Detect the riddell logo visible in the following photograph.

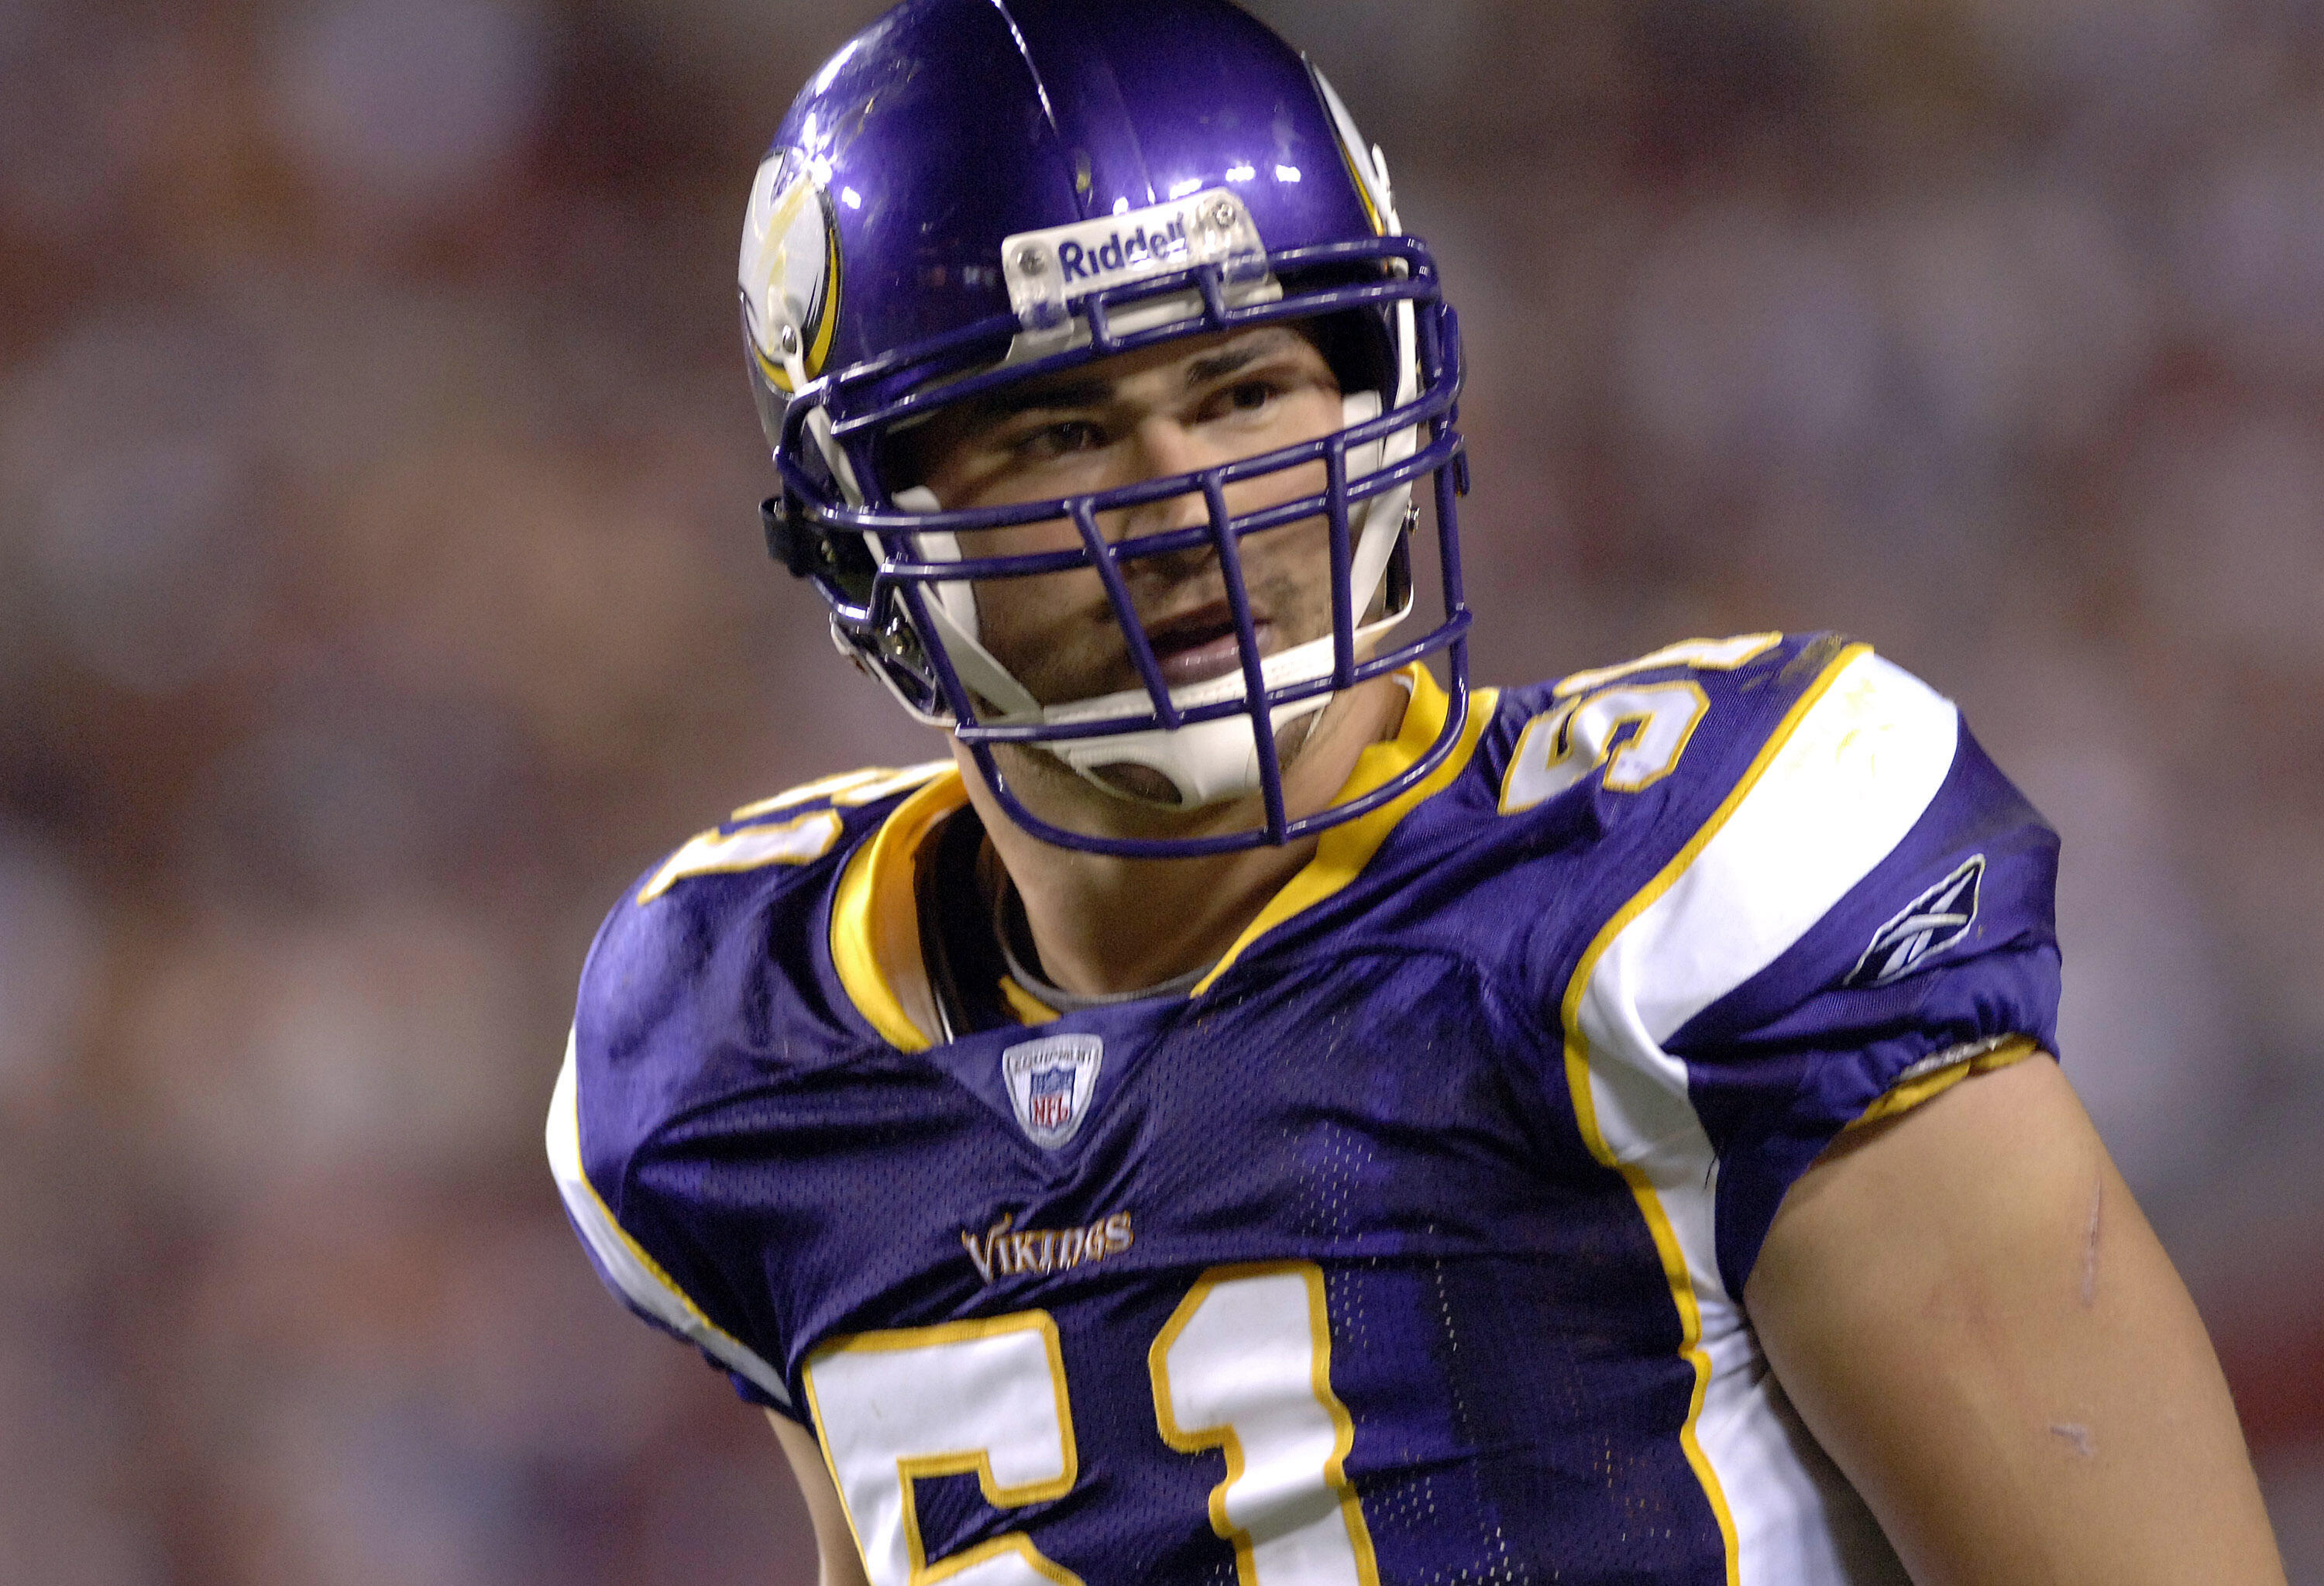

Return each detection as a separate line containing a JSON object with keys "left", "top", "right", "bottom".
{"left": 1000, "top": 189, "right": 1263, "bottom": 332}
{"left": 1057, "top": 217, "right": 1191, "bottom": 283}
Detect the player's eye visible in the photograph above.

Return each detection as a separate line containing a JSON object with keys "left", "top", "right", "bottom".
{"left": 1013, "top": 418, "right": 1109, "bottom": 459}
{"left": 1200, "top": 373, "right": 1298, "bottom": 426}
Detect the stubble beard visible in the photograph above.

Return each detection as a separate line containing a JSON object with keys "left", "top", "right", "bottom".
{"left": 985, "top": 540, "right": 1339, "bottom": 813}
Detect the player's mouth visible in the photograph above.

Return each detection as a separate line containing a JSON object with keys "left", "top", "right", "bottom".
{"left": 1141, "top": 601, "right": 1269, "bottom": 688}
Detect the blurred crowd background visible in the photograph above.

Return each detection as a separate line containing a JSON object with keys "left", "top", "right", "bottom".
{"left": 5, "top": 0, "right": 2324, "bottom": 1578}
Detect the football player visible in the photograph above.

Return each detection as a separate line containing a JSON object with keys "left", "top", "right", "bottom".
{"left": 549, "top": 2, "right": 2288, "bottom": 1581}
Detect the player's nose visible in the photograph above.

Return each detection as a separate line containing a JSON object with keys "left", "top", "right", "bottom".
{"left": 1113, "top": 416, "right": 1212, "bottom": 542}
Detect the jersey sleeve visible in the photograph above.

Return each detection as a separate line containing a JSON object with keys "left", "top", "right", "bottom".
{"left": 1554, "top": 644, "right": 2061, "bottom": 1302}
{"left": 545, "top": 767, "right": 949, "bottom": 1422}
{"left": 546, "top": 855, "right": 810, "bottom": 1419}
{"left": 548, "top": 1028, "right": 799, "bottom": 1415}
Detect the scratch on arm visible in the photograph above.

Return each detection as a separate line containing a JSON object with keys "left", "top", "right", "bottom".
{"left": 2080, "top": 1161, "right": 2103, "bottom": 1308}
{"left": 2049, "top": 1421, "right": 2096, "bottom": 1458}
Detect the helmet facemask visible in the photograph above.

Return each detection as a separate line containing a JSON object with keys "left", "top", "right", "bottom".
{"left": 891, "top": 362, "right": 1423, "bottom": 804}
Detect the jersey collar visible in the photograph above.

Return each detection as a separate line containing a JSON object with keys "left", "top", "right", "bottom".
{"left": 1191, "top": 666, "right": 1497, "bottom": 993}
{"left": 827, "top": 666, "right": 1498, "bottom": 1051}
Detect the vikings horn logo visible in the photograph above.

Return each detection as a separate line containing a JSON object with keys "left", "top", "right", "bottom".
{"left": 1307, "top": 60, "right": 1396, "bottom": 237}
{"left": 739, "top": 150, "right": 842, "bottom": 394}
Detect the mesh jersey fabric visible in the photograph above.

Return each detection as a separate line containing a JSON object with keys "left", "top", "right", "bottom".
{"left": 548, "top": 633, "right": 2060, "bottom": 1585}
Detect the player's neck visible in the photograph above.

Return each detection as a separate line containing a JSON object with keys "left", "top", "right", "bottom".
{"left": 957, "top": 678, "right": 1407, "bottom": 999}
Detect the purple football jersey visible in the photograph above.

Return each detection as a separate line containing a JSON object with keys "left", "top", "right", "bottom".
{"left": 548, "top": 633, "right": 2060, "bottom": 1585}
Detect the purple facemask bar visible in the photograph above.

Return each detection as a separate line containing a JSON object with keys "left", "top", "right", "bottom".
{"left": 778, "top": 235, "right": 1472, "bottom": 858}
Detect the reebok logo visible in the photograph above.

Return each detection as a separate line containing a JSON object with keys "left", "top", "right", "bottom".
{"left": 1844, "top": 855, "right": 1985, "bottom": 989}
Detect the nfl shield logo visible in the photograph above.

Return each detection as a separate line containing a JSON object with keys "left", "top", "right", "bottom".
{"left": 1002, "top": 1034, "right": 1105, "bottom": 1150}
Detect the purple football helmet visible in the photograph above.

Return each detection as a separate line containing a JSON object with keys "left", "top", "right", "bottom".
{"left": 741, "top": 0, "right": 1470, "bottom": 857}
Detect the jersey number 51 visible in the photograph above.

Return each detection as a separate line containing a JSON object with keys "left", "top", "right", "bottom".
{"left": 804, "top": 1261, "right": 1379, "bottom": 1586}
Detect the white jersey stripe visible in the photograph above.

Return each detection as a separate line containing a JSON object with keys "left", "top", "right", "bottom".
{"left": 547, "top": 1030, "right": 793, "bottom": 1407}
{"left": 1590, "top": 650, "right": 1962, "bottom": 1054}
{"left": 1567, "top": 645, "right": 1958, "bottom": 1584}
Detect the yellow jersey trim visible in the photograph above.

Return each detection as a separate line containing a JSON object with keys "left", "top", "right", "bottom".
{"left": 830, "top": 770, "right": 970, "bottom": 1053}
{"left": 1000, "top": 977, "right": 1062, "bottom": 1027}
{"left": 573, "top": 1161, "right": 756, "bottom": 1367}
{"left": 1848, "top": 1034, "right": 2042, "bottom": 1131}
{"left": 827, "top": 666, "right": 1492, "bottom": 1044}
{"left": 1191, "top": 666, "right": 1499, "bottom": 996}
{"left": 1556, "top": 640, "right": 1870, "bottom": 1586}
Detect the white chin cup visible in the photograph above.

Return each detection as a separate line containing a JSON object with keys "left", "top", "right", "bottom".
{"left": 1038, "top": 633, "right": 1344, "bottom": 809}
{"left": 892, "top": 387, "right": 1422, "bottom": 809}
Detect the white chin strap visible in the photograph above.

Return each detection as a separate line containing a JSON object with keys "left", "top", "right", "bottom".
{"left": 897, "top": 389, "right": 1422, "bottom": 810}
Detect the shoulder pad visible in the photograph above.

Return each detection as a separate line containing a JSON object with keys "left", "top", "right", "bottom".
{"left": 634, "top": 761, "right": 954, "bottom": 905}
{"left": 547, "top": 762, "right": 956, "bottom": 1414}
{"left": 579, "top": 759, "right": 954, "bottom": 1070}
{"left": 1487, "top": 632, "right": 1871, "bottom": 823}
{"left": 1566, "top": 637, "right": 1961, "bottom": 1048}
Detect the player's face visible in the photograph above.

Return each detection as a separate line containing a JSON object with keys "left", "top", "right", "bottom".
{"left": 901, "top": 325, "right": 1346, "bottom": 710}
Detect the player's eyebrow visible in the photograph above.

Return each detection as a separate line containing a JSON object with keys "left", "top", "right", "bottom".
{"left": 1179, "top": 330, "right": 1305, "bottom": 389}
{"left": 951, "top": 329, "right": 1311, "bottom": 434}
{"left": 964, "top": 378, "right": 1114, "bottom": 425}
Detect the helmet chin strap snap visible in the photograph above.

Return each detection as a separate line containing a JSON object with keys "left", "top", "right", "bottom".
{"left": 892, "top": 387, "right": 1420, "bottom": 811}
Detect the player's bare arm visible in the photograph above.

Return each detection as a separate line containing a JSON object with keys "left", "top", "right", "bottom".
{"left": 768, "top": 1409, "right": 874, "bottom": 1586}
{"left": 1749, "top": 1054, "right": 2286, "bottom": 1584}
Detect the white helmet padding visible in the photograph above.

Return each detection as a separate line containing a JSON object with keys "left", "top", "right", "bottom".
{"left": 885, "top": 386, "right": 1421, "bottom": 810}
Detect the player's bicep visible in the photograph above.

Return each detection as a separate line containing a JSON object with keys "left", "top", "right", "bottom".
{"left": 1745, "top": 1057, "right": 2285, "bottom": 1585}
{"left": 766, "top": 1409, "right": 872, "bottom": 1586}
